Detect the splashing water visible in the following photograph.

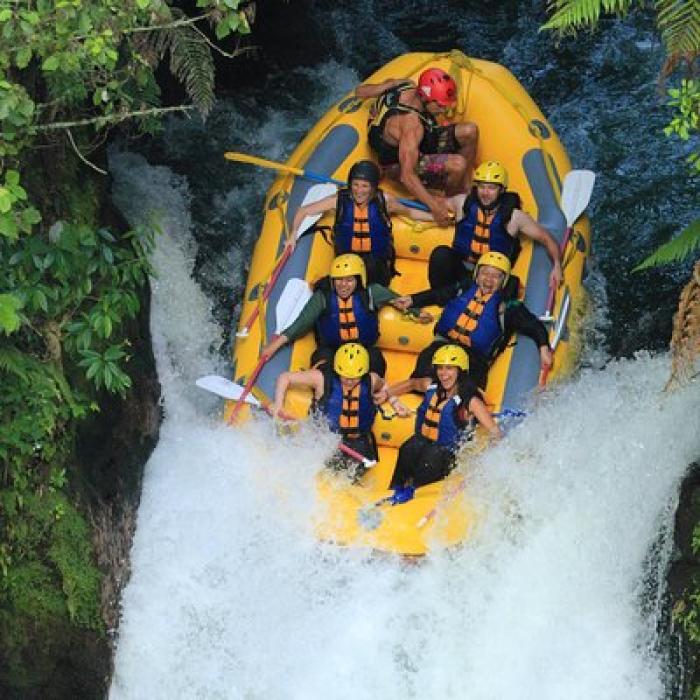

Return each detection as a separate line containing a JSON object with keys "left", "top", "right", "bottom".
{"left": 108, "top": 147, "right": 700, "bottom": 699}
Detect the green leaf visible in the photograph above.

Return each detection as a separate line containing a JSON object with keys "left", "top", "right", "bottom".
{"left": 15, "top": 46, "right": 32, "bottom": 69}
{"left": 0, "top": 9, "right": 12, "bottom": 22}
{"left": 33, "top": 289, "right": 48, "bottom": 313}
{"left": 21, "top": 207, "right": 41, "bottom": 227}
{"left": 104, "top": 345, "right": 126, "bottom": 362}
{"left": 0, "top": 213, "right": 18, "bottom": 239}
{"left": 227, "top": 13, "right": 240, "bottom": 31}
{"left": 136, "top": 0, "right": 150, "bottom": 8}
{"left": 85, "top": 359, "right": 100, "bottom": 380}
{"left": 0, "top": 293, "right": 23, "bottom": 334}
{"left": 42, "top": 55, "right": 59, "bottom": 72}
{"left": 215, "top": 21, "right": 231, "bottom": 40}
{"left": 633, "top": 218, "right": 700, "bottom": 271}
{"left": 97, "top": 228, "right": 116, "bottom": 243}
{"left": 0, "top": 187, "right": 13, "bottom": 213}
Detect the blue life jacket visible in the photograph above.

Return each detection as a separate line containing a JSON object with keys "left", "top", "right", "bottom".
{"left": 434, "top": 284, "right": 503, "bottom": 359}
{"left": 453, "top": 191, "right": 520, "bottom": 264}
{"left": 320, "top": 374, "right": 376, "bottom": 437}
{"left": 315, "top": 280, "right": 379, "bottom": 347}
{"left": 415, "top": 386, "right": 466, "bottom": 449}
{"left": 333, "top": 188, "right": 393, "bottom": 260}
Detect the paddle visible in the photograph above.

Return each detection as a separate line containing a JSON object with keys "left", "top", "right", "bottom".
{"left": 296, "top": 183, "right": 338, "bottom": 237}
{"left": 538, "top": 284, "right": 572, "bottom": 387}
{"left": 228, "top": 278, "right": 312, "bottom": 423}
{"left": 196, "top": 374, "right": 376, "bottom": 467}
{"left": 196, "top": 375, "right": 261, "bottom": 405}
{"left": 273, "top": 277, "right": 312, "bottom": 334}
{"left": 357, "top": 485, "right": 418, "bottom": 530}
{"left": 416, "top": 477, "right": 466, "bottom": 529}
{"left": 237, "top": 183, "right": 337, "bottom": 338}
{"left": 542, "top": 169, "right": 596, "bottom": 320}
{"left": 224, "top": 151, "right": 430, "bottom": 212}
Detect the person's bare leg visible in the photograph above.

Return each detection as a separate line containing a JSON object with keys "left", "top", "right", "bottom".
{"left": 443, "top": 154, "right": 468, "bottom": 196}
{"left": 454, "top": 121, "right": 479, "bottom": 191}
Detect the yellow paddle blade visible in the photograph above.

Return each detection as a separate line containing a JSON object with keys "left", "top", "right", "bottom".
{"left": 223, "top": 152, "right": 305, "bottom": 178}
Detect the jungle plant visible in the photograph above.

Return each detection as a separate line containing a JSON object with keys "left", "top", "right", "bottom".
{"left": 0, "top": 0, "right": 256, "bottom": 690}
{"left": 542, "top": 1, "right": 699, "bottom": 271}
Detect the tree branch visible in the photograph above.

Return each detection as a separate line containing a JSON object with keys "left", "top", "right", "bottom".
{"left": 66, "top": 129, "right": 108, "bottom": 175}
{"left": 125, "top": 13, "right": 211, "bottom": 34}
{"left": 34, "top": 104, "right": 195, "bottom": 131}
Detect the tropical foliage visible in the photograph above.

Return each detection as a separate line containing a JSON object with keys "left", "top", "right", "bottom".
{"left": 542, "top": 0, "right": 699, "bottom": 73}
{"left": 0, "top": 0, "right": 254, "bottom": 691}
{"left": 542, "top": 1, "right": 699, "bottom": 271}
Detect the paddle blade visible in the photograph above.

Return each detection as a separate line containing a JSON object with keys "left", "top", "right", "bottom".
{"left": 275, "top": 278, "right": 312, "bottom": 334}
{"left": 195, "top": 375, "right": 261, "bottom": 405}
{"left": 561, "top": 169, "right": 595, "bottom": 227}
{"left": 297, "top": 183, "right": 337, "bottom": 237}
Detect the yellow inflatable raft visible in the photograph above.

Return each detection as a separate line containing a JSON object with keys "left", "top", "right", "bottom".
{"left": 226, "top": 50, "right": 591, "bottom": 556}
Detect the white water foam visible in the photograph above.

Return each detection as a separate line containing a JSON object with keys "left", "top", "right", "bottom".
{"left": 107, "top": 148, "right": 699, "bottom": 699}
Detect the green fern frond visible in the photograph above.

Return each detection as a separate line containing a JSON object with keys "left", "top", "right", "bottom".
{"left": 138, "top": 9, "right": 215, "bottom": 117}
{"left": 168, "top": 26, "right": 215, "bottom": 117}
{"left": 541, "top": 0, "right": 636, "bottom": 36}
{"left": 656, "top": 0, "right": 700, "bottom": 61}
{"left": 0, "top": 344, "right": 30, "bottom": 382}
{"left": 45, "top": 361, "right": 81, "bottom": 416}
{"left": 634, "top": 217, "right": 700, "bottom": 270}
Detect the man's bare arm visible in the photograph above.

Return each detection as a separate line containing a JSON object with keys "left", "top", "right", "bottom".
{"left": 397, "top": 117, "right": 452, "bottom": 226}
{"left": 512, "top": 209, "right": 563, "bottom": 287}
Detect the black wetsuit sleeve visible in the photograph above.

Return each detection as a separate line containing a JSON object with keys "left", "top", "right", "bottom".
{"left": 410, "top": 282, "right": 462, "bottom": 309}
{"left": 504, "top": 301, "right": 550, "bottom": 347}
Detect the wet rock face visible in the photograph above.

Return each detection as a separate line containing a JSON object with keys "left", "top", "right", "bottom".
{"left": 75, "top": 281, "right": 162, "bottom": 506}
{"left": 668, "top": 462, "right": 700, "bottom": 696}
{"left": 1, "top": 622, "right": 111, "bottom": 700}
{"left": 72, "top": 248, "right": 162, "bottom": 695}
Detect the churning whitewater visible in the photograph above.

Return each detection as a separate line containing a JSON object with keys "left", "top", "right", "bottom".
{"left": 106, "top": 151, "right": 700, "bottom": 699}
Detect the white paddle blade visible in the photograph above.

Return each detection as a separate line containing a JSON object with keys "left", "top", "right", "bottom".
{"left": 195, "top": 375, "right": 261, "bottom": 405}
{"left": 550, "top": 287, "right": 571, "bottom": 350}
{"left": 561, "top": 170, "right": 596, "bottom": 227}
{"left": 275, "top": 278, "right": 312, "bottom": 334}
{"left": 297, "top": 183, "right": 337, "bottom": 238}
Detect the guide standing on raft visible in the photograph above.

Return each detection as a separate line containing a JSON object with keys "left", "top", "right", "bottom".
{"left": 355, "top": 67, "right": 478, "bottom": 227}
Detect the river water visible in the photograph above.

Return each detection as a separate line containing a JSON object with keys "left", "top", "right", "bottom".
{"left": 108, "top": 3, "right": 699, "bottom": 698}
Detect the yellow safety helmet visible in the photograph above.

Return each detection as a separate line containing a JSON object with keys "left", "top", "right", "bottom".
{"left": 334, "top": 343, "right": 370, "bottom": 379}
{"left": 330, "top": 253, "right": 367, "bottom": 287}
{"left": 475, "top": 251, "right": 511, "bottom": 288}
{"left": 432, "top": 344, "right": 469, "bottom": 371}
{"left": 474, "top": 160, "right": 508, "bottom": 189}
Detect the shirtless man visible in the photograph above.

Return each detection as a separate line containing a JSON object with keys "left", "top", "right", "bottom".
{"left": 355, "top": 67, "right": 478, "bottom": 227}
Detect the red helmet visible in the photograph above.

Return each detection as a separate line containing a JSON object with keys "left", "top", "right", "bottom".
{"left": 417, "top": 68, "right": 457, "bottom": 107}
